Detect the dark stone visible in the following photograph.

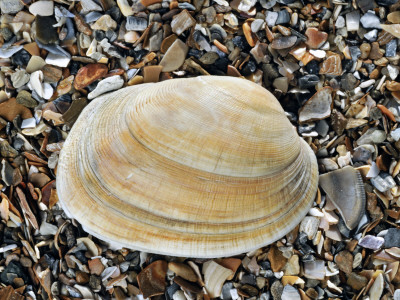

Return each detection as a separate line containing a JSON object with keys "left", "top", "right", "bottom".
{"left": 276, "top": 0, "right": 296, "bottom": 3}
{"left": 357, "top": 0, "right": 375, "bottom": 13}
{"left": 262, "top": 63, "right": 279, "bottom": 81}
{"left": 106, "top": 6, "right": 122, "bottom": 22}
{"left": 331, "top": 110, "right": 347, "bottom": 135}
{"left": 36, "top": 16, "right": 58, "bottom": 44}
{"left": 233, "top": 35, "right": 250, "bottom": 51}
{"left": 241, "top": 285, "right": 259, "bottom": 297}
{"left": 305, "top": 60, "right": 319, "bottom": 74}
{"left": 89, "top": 275, "right": 101, "bottom": 290}
{"left": 0, "top": 261, "right": 28, "bottom": 285}
{"left": 48, "top": 129, "right": 63, "bottom": 144}
{"left": 386, "top": 39, "right": 397, "bottom": 57}
{"left": 298, "top": 74, "right": 319, "bottom": 88}
{"left": 133, "top": 49, "right": 148, "bottom": 63}
{"left": 94, "top": 30, "right": 106, "bottom": 41}
{"left": 241, "top": 274, "right": 257, "bottom": 286}
{"left": 276, "top": 9, "right": 290, "bottom": 24}
{"left": 0, "top": 27, "right": 13, "bottom": 41}
{"left": 75, "top": 251, "right": 88, "bottom": 264}
{"left": 384, "top": 228, "right": 400, "bottom": 248}
{"left": 349, "top": 46, "right": 361, "bottom": 61}
{"left": 352, "top": 147, "right": 371, "bottom": 163}
{"left": 241, "top": 59, "right": 257, "bottom": 76}
{"left": 166, "top": 283, "right": 180, "bottom": 300}
{"left": 376, "top": 0, "right": 397, "bottom": 5}
{"left": 11, "top": 50, "right": 31, "bottom": 67}
{"left": 337, "top": 217, "right": 356, "bottom": 238}
{"left": 259, "top": 260, "right": 271, "bottom": 270}
{"left": 221, "top": 282, "right": 233, "bottom": 300}
{"left": 341, "top": 73, "right": 358, "bottom": 91}
{"left": 69, "top": 61, "right": 80, "bottom": 75}
{"left": 105, "top": 29, "right": 117, "bottom": 42}
{"left": 296, "top": 232, "right": 314, "bottom": 255}
{"left": 187, "top": 48, "right": 203, "bottom": 59}
{"left": 342, "top": 59, "right": 353, "bottom": 73}
{"left": 53, "top": 94, "right": 72, "bottom": 114}
{"left": 369, "top": 106, "right": 383, "bottom": 120}
{"left": 214, "top": 57, "right": 229, "bottom": 72}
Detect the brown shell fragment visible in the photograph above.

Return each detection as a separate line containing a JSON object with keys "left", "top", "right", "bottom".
{"left": 57, "top": 76, "right": 319, "bottom": 257}
{"left": 0, "top": 97, "right": 33, "bottom": 121}
{"left": 137, "top": 260, "right": 168, "bottom": 298}
{"left": 299, "top": 87, "right": 333, "bottom": 123}
{"left": 319, "top": 53, "right": 342, "bottom": 76}
{"left": 305, "top": 28, "right": 328, "bottom": 49}
{"left": 319, "top": 166, "right": 366, "bottom": 230}
{"left": 73, "top": 64, "right": 108, "bottom": 90}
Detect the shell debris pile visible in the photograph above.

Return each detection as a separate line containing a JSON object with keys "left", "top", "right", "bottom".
{"left": 0, "top": 0, "right": 399, "bottom": 299}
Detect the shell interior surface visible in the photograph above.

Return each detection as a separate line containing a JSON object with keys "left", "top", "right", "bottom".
{"left": 57, "top": 76, "right": 319, "bottom": 258}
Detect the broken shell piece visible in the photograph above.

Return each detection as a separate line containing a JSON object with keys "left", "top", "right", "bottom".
{"left": 299, "top": 87, "right": 333, "bottom": 123}
{"left": 319, "top": 166, "right": 366, "bottom": 230}
{"left": 57, "top": 76, "right": 319, "bottom": 258}
{"left": 159, "top": 39, "right": 188, "bottom": 72}
{"left": 203, "top": 261, "right": 233, "bottom": 298}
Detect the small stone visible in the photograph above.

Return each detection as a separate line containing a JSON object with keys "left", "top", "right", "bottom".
{"left": 386, "top": 39, "right": 397, "bottom": 57}
{"left": 45, "top": 53, "right": 71, "bottom": 68}
{"left": 357, "top": 127, "right": 386, "bottom": 145}
{"left": 360, "top": 12, "right": 381, "bottom": 29}
{"left": 76, "top": 271, "right": 90, "bottom": 284}
{"left": 346, "top": 11, "right": 360, "bottom": 32}
{"left": 66, "top": 285, "right": 82, "bottom": 298}
{"left": 341, "top": 73, "right": 357, "bottom": 91}
{"left": 305, "top": 28, "right": 328, "bottom": 49}
{"left": 29, "top": 1, "right": 54, "bottom": 16}
{"left": 36, "top": 16, "right": 58, "bottom": 44}
{"left": 381, "top": 24, "right": 400, "bottom": 39}
{"left": 88, "top": 75, "right": 124, "bottom": 99}
{"left": 200, "top": 52, "right": 219, "bottom": 65}
{"left": 0, "top": 98, "right": 33, "bottom": 121}
{"left": 299, "top": 87, "right": 332, "bottom": 123}
{"left": 138, "top": 260, "right": 168, "bottom": 299}
{"left": 281, "top": 285, "right": 300, "bottom": 300}
{"left": 384, "top": 228, "right": 400, "bottom": 248}
{"left": 74, "top": 13, "right": 92, "bottom": 36}
{"left": 143, "top": 65, "right": 163, "bottom": 83}
{"left": 273, "top": 77, "right": 289, "bottom": 93}
{"left": 42, "top": 64, "right": 62, "bottom": 83}
{"left": 276, "top": 9, "right": 290, "bottom": 25}
{"left": 335, "top": 16, "right": 345, "bottom": 28}
{"left": 11, "top": 69, "right": 30, "bottom": 89}
{"left": 370, "top": 173, "right": 396, "bottom": 192}
{"left": 335, "top": 251, "right": 353, "bottom": 274}
{"left": 303, "top": 260, "right": 325, "bottom": 280}
{"left": 74, "top": 64, "right": 108, "bottom": 90}
{"left": 0, "top": 0, "right": 23, "bottom": 14}
{"left": 26, "top": 56, "right": 46, "bottom": 73}
{"left": 319, "top": 53, "right": 342, "bottom": 76}
{"left": 358, "top": 235, "right": 384, "bottom": 250}
{"left": 365, "top": 29, "right": 378, "bottom": 41}
{"left": 124, "top": 31, "right": 140, "bottom": 43}
{"left": 271, "top": 36, "right": 297, "bottom": 49}
{"left": 117, "top": 0, "right": 134, "bottom": 16}
{"left": 265, "top": 11, "right": 278, "bottom": 27}
{"left": 369, "top": 273, "right": 383, "bottom": 300}
{"left": 80, "top": 0, "right": 102, "bottom": 14}
{"left": 91, "top": 15, "right": 117, "bottom": 31}
{"left": 0, "top": 140, "right": 18, "bottom": 158}
{"left": 298, "top": 75, "right": 319, "bottom": 88}
{"left": 267, "top": 245, "right": 288, "bottom": 272}
{"left": 89, "top": 258, "right": 104, "bottom": 276}
{"left": 171, "top": 10, "right": 196, "bottom": 35}
{"left": 376, "top": 0, "right": 397, "bottom": 5}
{"left": 347, "top": 273, "right": 368, "bottom": 291}
{"left": 360, "top": 43, "right": 371, "bottom": 59}
{"left": 160, "top": 39, "right": 188, "bottom": 72}
{"left": 369, "top": 42, "right": 383, "bottom": 60}
{"left": 16, "top": 90, "right": 37, "bottom": 108}
{"left": 388, "top": 11, "right": 400, "bottom": 24}
{"left": 126, "top": 16, "right": 148, "bottom": 31}
{"left": 300, "top": 217, "right": 320, "bottom": 240}
{"left": 284, "top": 255, "right": 300, "bottom": 276}
{"left": 270, "top": 280, "right": 283, "bottom": 300}
{"left": 251, "top": 19, "right": 264, "bottom": 33}
{"left": 57, "top": 75, "right": 74, "bottom": 96}
{"left": 168, "top": 262, "right": 197, "bottom": 282}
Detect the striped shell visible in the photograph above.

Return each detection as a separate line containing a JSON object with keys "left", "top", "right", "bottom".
{"left": 57, "top": 76, "right": 318, "bottom": 258}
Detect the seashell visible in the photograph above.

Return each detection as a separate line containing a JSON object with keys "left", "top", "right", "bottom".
{"left": 57, "top": 76, "right": 319, "bottom": 258}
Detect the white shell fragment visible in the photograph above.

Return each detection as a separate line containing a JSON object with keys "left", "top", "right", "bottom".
{"left": 57, "top": 76, "right": 319, "bottom": 257}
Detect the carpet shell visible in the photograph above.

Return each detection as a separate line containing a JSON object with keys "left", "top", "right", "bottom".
{"left": 57, "top": 76, "right": 318, "bottom": 257}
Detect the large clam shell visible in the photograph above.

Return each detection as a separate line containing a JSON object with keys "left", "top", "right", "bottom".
{"left": 57, "top": 76, "right": 318, "bottom": 257}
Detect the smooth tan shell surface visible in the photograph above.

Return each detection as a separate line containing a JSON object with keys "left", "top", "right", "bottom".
{"left": 57, "top": 76, "right": 318, "bottom": 258}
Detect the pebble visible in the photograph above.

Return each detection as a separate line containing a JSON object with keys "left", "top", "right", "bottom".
{"left": 74, "top": 64, "right": 108, "bottom": 90}
{"left": 0, "top": 140, "right": 18, "bottom": 158}
{"left": 91, "top": 15, "right": 117, "bottom": 31}
{"left": 303, "top": 260, "right": 325, "bottom": 280}
{"left": 251, "top": 19, "right": 264, "bottom": 33}
{"left": 360, "top": 12, "right": 381, "bottom": 29}
{"left": 334, "top": 251, "right": 353, "bottom": 274}
{"left": 159, "top": 39, "right": 188, "bottom": 72}
{"left": 284, "top": 255, "right": 300, "bottom": 276}
{"left": 80, "top": 0, "right": 102, "bottom": 14}
{"left": 87, "top": 75, "right": 124, "bottom": 99}
{"left": 347, "top": 273, "right": 368, "bottom": 291}
{"left": 45, "top": 53, "right": 71, "bottom": 68}
{"left": 319, "top": 53, "right": 342, "bottom": 76}
{"left": 335, "top": 16, "right": 345, "bottom": 28}
{"left": 383, "top": 228, "right": 400, "bottom": 248}
{"left": 305, "top": 28, "right": 328, "bottom": 49}
{"left": 267, "top": 245, "right": 288, "bottom": 272}
{"left": 271, "top": 36, "right": 297, "bottom": 49}
{"left": 299, "top": 87, "right": 332, "bottom": 123}
{"left": 0, "top": 98, "right": 33, "bottom": 121}
{"left": 364, "top": 29, "right": 378, "bottom": 41}
{"left": 26, "top": 56, "right": 46, "bottom": 73}
{"left": 137, "top": 261, "right": 168, "bottom": 298}
{"left": 0, "top": 0, "right": 23, "bottom": 14}
{"left": 281, "top": 285, "right": 300, "bottom": 300}
{"left": 273, "top": 77, "right": 289, "bottom": 93}
{"left": 16, "top": 90, "right": 37, "bottom": 108}
{"left": 126, "top": 16, "right": 148, "bottom": 31}
{"left": 168, "top": 262, "right": 197, "bottom": 282}
{"left": 388, "top": 11, "right": 400, "bottom": 24}
{"left": 36, "top": 16, "right": 58, "bottom": 44}
{"left": 358, "top": 235, "right": 384, "bottom": 250}
{"left": 265, "top": 11, "right": 278, "bottom": 27}
{"left": 357, "top": 128, "right": 386, "bottom": 145}
{"left": 341, "top": 73, "right": 357, "bottom": 91}
{"left": 299, "top": 217, "right": 320, "bottom": 240}
{"left": 386, "top": 39, "right": 397, "bottom": 57}
{"left": 11, "top": 69, "right": 30, "bottom": 89}
{"left": 270, "top": 281, "right": 283, "bottom": 300}
{"left": 29, "top": 1, "right": 54, "bottom": 16}
{"left": 171, "top": 10, "right": 196, "bottom": 35}
{"left": 117, "top": 0, "right": 134, "bottom": 16}
{"left": 371, "top": 173, "right": 396, "bottom": 192}
{"left": 276, "top": 9, "right": 290, "bottom": 25}
{"left": 346, "top": 11, "right": 360, "bottom": 32}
